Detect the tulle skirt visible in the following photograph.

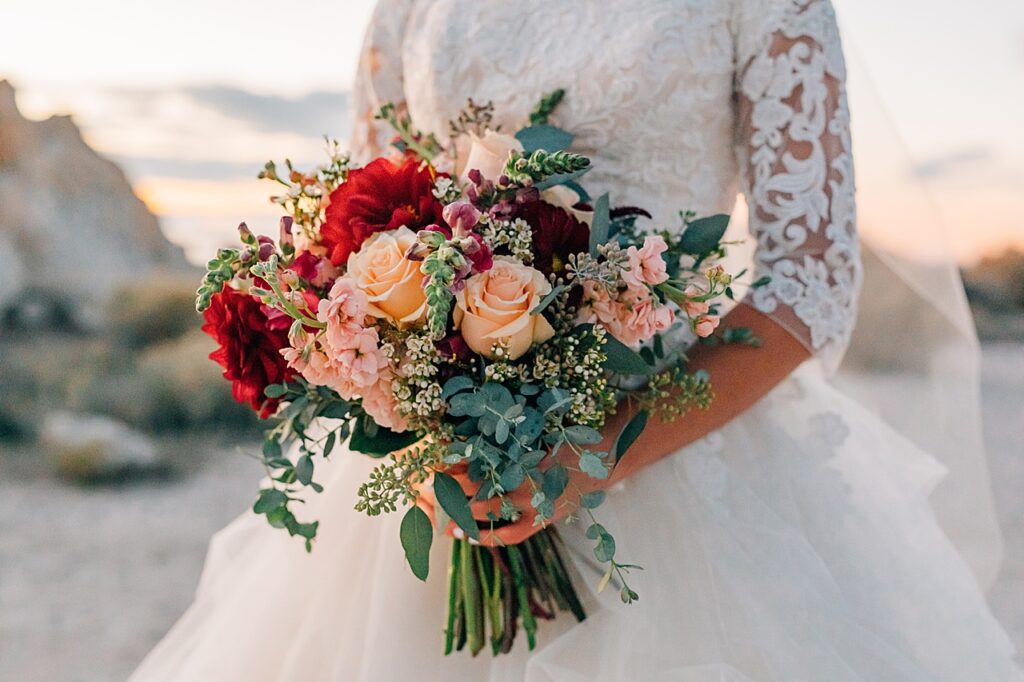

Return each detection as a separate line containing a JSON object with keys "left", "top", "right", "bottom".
{"left": 130, "top": 362, "right": 1022, "bottom": 681}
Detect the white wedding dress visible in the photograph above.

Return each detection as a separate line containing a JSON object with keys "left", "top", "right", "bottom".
{"left": 131, "top": 0, "right": 1022, "bottom": 680}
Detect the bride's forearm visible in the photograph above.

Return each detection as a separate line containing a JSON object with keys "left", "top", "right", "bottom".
{"left": 608, "top": 303, "right": 811, "bottom": 483}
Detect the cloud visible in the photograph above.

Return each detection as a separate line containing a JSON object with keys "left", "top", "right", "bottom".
{"left": 111, "top": 154, "right": 260, "bottom": 182}
{"left": 911, "top": 147, "right": 993, "bottom": 179}
{"left": 181, "top": 86, "right": 350, "bottom": 138}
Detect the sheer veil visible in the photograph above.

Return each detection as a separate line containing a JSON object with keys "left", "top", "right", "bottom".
{"left": 828, "top": 2, "right": 1002, "bottom": 589}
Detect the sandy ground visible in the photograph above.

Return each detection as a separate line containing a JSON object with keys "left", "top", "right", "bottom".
{"left": 1, "top": 344, "right": 1022, "bottom": 682}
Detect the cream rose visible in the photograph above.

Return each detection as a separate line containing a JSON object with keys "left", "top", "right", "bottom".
{"left": 453, "top": 256, "right": 556, "bottom": 360}
{"left": 346, "top": 226, "right": 427, "bottom": 326}
{"left": 541, "top": 184, "right": 594, "bottom": 226}
{"left": 458, "top": 130, "right": 523, "bottom": 184}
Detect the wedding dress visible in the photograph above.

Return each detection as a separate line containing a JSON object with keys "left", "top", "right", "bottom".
{"left": 130, "top": 0, "right": 1022, "bottom": 679}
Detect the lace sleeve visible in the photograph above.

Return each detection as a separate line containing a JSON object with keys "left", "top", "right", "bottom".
{"left": 348, "top": 0, "right": 413, "bottom": 163}
{"left": 734, "top": 0, "right": 861, "bottom": 371}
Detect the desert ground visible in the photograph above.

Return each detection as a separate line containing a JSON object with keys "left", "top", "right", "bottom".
{"left": 1, "top": 343, "right": 1021, "bottom": 682}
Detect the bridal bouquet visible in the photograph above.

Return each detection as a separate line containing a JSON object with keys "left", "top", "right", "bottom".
{"left": 197, "top": 91, "right": 756, "bottom": 656}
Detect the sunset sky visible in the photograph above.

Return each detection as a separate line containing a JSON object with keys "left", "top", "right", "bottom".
{"left": 1, "top": 0, "right": 1021, "bottom": 264}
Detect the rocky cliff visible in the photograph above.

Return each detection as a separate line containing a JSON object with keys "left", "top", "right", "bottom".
{"left": 0, "top": 80, "right": 192, "bottom": 329}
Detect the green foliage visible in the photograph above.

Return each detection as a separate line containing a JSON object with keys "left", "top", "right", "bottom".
{"left": 679, "top": 214, "right": 730, "bottom": 256}
{"left": 400, "top": 505, "right": 433, "bottom": 581}
{"left": 349, "top": 413, "right": 420, "bottom": 457}
{"left": 528, "top": 89, "right": 566, "bottom": 126}
{"left": 515, "top": 125, "right": 573, "bottom": 154}
{"left": 502, "top": 150, "right": 591, "bottom": 187}
{"left": 613, "top": 410, "right": 648, "bottom": 464}
{"left": 434, "top": 471, "right": 480, "bottom": 541}
{"left": 195, "top": 248, "right": 242, "bottom": 312}
{"left": 588, "top": 193, "right": 610, "bottom": 257}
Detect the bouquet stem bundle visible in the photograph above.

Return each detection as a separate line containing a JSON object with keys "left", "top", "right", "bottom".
{"left": 445, "top": 528, "right": 585, "bottom": 656}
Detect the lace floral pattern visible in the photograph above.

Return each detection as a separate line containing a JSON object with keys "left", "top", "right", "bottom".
{"left": 349, "top": 0, "right": 861, "bottom": 368}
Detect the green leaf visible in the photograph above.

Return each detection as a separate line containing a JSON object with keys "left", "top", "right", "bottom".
{"left": 580, "top": 490, "right": 606, "bottom": 509}
{"left": 542, "top": 464, "right": 569, "bottom": 500}
{"left": 579, "top": 452, "right": 609, "bottom": 479}
{"left": 262, "top": 438, "right": 282, "bottom": 460}
{"left": 400, "top": 505, "right": 433, "bottom": 581}
{"left": 433, "top": 471, "right": 480, "bottom": 540}
{"left": 253, "top": 488, "right": 287, "bottom": 514}
{"left": 585, "top": 522, "right": 606, "bottom": 539}
{"left": 564, "top": 424, "right": 603, "bottom": 445}
{"left": 349, "top": 417, "right": 419, "bottom": 457}
{"left": 449, "top": 392, "right": 485, "bottom": 418}
{"left": 318, "top": 401, "right": 350, "bottom": 419}
{"left": 295, "top": 454, "right": 314, "bottom": 485}
{"left": 499, "top": 463, "right": 526, "bottom": 492}
{"left": 588, "top": 193, "right": 610, "bottom": 256}
{"left": 322, "top": 431, "right": 337, "bottom": 458}
{"left": 532, "top": 167, "right": 591, "bottom": 192}
{"left": 515, "top": 124, "right": 574, "bottom": 154}
{"left": 594, "top": 532, "right": 616, "bottom": 562}
{"left": 441, "top": 376, "right": 477, "bottom": 400}
{"left": 531, "top": 284, "right": 569, "bottom": 315}
{"left": 679, "top": 214, "right": 729, "bottom": 256}
{"left": 264, "top": 383, "right": 288, "bottom": 398}
{"left": 602, "top": 334, "right": 651, "bottom": 375}
{"left": 614, "top": 410, "right": 648, "bottom": 464}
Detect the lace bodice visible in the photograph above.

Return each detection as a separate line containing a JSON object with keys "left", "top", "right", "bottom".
{"left": 349, "top": 0, "right": 861, "bottom": 367}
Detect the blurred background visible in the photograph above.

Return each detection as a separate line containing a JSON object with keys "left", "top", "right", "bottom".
{"left": 0, "top": 1, "right": 1021, "bottom": 680}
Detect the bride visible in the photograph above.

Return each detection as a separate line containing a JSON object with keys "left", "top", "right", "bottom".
{"left": 132, "top": 0, "right": 1022, "bottom": 679}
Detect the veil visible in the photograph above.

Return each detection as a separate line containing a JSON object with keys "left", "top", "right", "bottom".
{"left": 721, "top": 1, "right": 1003, "bottom": 590}
{"left": 829, "top": 3, "right": 1003, "bottom": 590}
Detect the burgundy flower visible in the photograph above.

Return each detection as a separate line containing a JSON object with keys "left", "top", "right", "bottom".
{"left": 202, "top": 287, "right": 295, "bottom": 418}
{"left": 320, "top": 158, "right": 444, "bottom": 266}
{"left": 516, "top": 200, "right": 590, "bottom": 275}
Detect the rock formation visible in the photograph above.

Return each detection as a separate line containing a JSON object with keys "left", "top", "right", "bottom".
{"left": 0, "top": 80, "right": 192, "bottom": 329}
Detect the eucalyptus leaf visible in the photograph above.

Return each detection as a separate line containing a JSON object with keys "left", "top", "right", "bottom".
{"left": 614, "top": 410, "right": 649, "bottom": 464}
{"left": 400, "top": 505, "right": 432, "bottom": 581}
{"left": 564, "top": 424, "right": 603, "bottom": 445}
{"left": 515, "top": 124, "right": 574, "bottom": 154}
{"left": 253, "top": 488, "right": 287, "bottom": 514}
{"left": 264, "top": 383, "right": 288, "bottom": 398}
{"left": 679, "top": 214, "right": 729, "bottom": 255}
{"left": 317, "top": 401, "right": 350, "bottom": 419}
{"left": 441, "top": 375, "right": 476, "bottom": 400}
{"left": 579, "top": 452, "right": 609, "bottom": 479}
{"left": 295, "top": 454, "right": 314, "bottom": 485}
{"left": 542, "top": 465, "right": 569, "bottom": 500}
{"left": 499, "top": 463, "right": 526, "bottom": 492}
{"left": 594, "top": 532, "right": 616, "bottom": 562}
{"left": 580, "top": 490, "right": 607, "bottom": 509}
{"left": 433, "top": 471, "right": 480, "bottom": 540}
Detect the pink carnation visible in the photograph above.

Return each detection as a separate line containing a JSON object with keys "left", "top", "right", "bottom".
{"left": 622, "top": 235, "right": 669, "bottom": 288}
{"left": 580, "top": 281, "right": 674, "bottom": 348}
{"left": 360, "top": 371, "right": 410, "bottom": 433}
{"left": 323, "top": 326, "right": 386, "bottom": 395}
{"left": 681, "top": 284, "right": 710, "bottom": 318}
{"left": 318, "top": 277, "right": 370, "bottom": 350}
{"left": 694, "top": 315, "right": 720, "bottom": 338}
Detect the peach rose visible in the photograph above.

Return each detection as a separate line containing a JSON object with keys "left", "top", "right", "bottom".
{"left": 453, "top": 256, "right": 556, "bottom": 360}
{"left": 681, "top": 284, "right": 710, "bottom": 318}
{"left": 346, "top": 227, "right": 427, "bottom": 326}
{"left": 458, "top": 130, "right": 523, "bottom": 184}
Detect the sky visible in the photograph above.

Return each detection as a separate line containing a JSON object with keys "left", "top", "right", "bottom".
{"left": 1, "top": 0, "right": 1021, "bottom": 265}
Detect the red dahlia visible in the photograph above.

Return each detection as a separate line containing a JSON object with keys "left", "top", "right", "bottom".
{"left": 320, "top": 157, "right": 444, "bottom": 266}
{"left": 202, "top": 287, "right": 294, "bottom": 418}
{"left": 516, "top": 200, "right": 590, "bottom": 275}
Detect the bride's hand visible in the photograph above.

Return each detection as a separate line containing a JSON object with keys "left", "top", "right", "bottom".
{"left": 415, "top": 412, "right": 628, "bottom": 547}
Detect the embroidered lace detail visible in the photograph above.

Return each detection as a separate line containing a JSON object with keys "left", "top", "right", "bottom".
{"left": 349, "top": 0, "right": 861, "bottom": 369}
{"left": 736, "top": 0, "right": 861, "bottom": 367}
